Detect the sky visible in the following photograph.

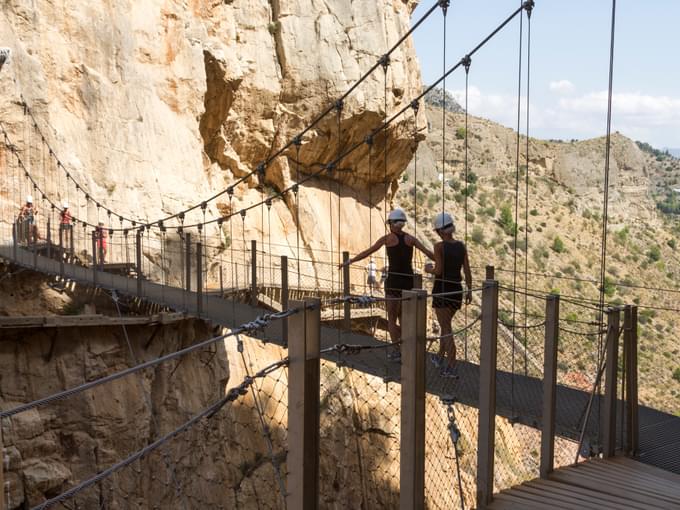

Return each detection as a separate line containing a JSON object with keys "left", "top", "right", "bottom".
{"left": 410, "top": 0, "right": 680, "bottom": 149}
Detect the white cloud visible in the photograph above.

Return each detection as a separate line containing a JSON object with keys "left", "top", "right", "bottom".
{"left": 448, "top": 85, "right": 680, "bottom": 147}
{"left": 549, "top": 79, "right": 575, "bottom": 94}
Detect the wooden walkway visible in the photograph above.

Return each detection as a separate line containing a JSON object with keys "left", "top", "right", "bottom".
{"left": 2, "top": 244, "right": 680, "bottom": 476}
{"left": 487, "top": 456, "right": 680, "bottom": 509}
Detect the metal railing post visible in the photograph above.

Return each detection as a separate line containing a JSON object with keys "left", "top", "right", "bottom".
{"left": 485, "top": 265, "right": 495, "bottom": 280}
{"left": 412, "top": 273, "right": 423, "bottom": 290}
{"left": 91, "top": 230, "right": 98, "bottom": 286}
{"left": 602, "top": 307, "right": 621, "bottom": 458}
{"left": 185, "top": 233, "right": 192, "bottom": 292}
{"left": 0, "top": 425, "right": 4, "bottom": 510}
{"left": 196, "top": 241, "right": 203, "bottom": 317}
{"left": 540, "top": 294, "right": 560, "bottom": 478}
{"left": 476, "top": 279, "right": 499, "bottom": 509}
{"left": 135, "top": 230, "right": 143, "bottom": 297}
{"left": 281, "top": 255, "right": 289, "bottom": 346}
{"left": 12, "top": 222, "right": 17, "bottom": 260}
{"left": 624, "top": 305, "right": 639, "bottom": 456}
{"left": 400, "top": 289, "right": 427, "bottom": 510}
{"left": 58, "top": 225, "right": 64, "bottom": 279}
{"left": 46, "top": 217, "right": 52, "bottom": 258}
{"left": 342, "top": 251, "right": 351, "bottom": 330}
{"left": 287, "top": 298, "right": 320, "bottom": 510}
{"left": 251, "top": 240, "right": 257, "bottom": 305}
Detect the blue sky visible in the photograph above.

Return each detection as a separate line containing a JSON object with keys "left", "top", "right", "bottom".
{"left": 410, "top": 0, "right": 680, "bottom": 149}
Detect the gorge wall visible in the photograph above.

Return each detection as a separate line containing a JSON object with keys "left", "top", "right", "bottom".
{"left": 0, "top": 0, "right": 425, "bottom": 266}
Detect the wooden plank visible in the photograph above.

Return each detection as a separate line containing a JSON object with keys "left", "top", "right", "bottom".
{"left": 490, "top": 492, "right": 552, "bottom": 510}
{"left": 540, "top": 294, "right": 559, "bottom": 478}
{"left": 400, "top": 289, "right": 427, "bottom": 510}
{"left": 551, "top": 468, "right": 675, "bottom": 507}
{"left": 611, "top": 456, "right": 680, "bottom": 483}
{"left": 508, "top": 486, "right": 574, "bottom": 509}
{"left": 476, "top": 279, "right": 499, "bottom": 509}
{"left": 525, "top": 479, "right": 641, "bottom": 510}
{"left": 592, "top": 459, "right": 680, "bottom": 492}
{"left": 575, "top": 462, "right": 680, "bottom": 497}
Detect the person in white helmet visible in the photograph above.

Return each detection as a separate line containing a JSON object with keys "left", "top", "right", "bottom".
{"left": 17, "top": 195, "right": 41, "bottom": 243}
{"left": 60, "top": 202, "right": 72, "bottom": 229}
{"left": 365, "top": 257, "right": 379, "bottom": 292}
{"left": 424, "top": 212, "right": 472, "bottom": 377}
{"left": 341, "top": 208, "right": 434, "bottom": 360}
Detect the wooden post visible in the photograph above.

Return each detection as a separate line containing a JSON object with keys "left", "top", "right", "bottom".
{"left": 287, "top": 298, "right": 320, "bottom": 510}
{"left": 91, "top": 230, "right": 98, "bottom": 286}
{"left": 12, "top": 222, "right": 17, "bottom": 260}
{"left": 281, "top": 255, "right": 289, "bottom": 346}
{"left": 135, "top": 230, "right": 143, "bottom": 297}
{"left": 485, "top": 265, "right": 495, "bottom": 280}
{"left": 0, "top": 425, "right": 4, "bottom": 510}
{"left": 476, "top": 279, "right": 499, "bottom": 509}
{"left": 69, "top": 225, "right": 74, "bottom": 257}
{"left": 58, "top": 225, "right": 64, "bottom": 278}
{"left": 219, "top": 264, "right": 224, "bottom": 296}
{"left": 342, "top": 251, "right": 351, "bottom": 330}
{"left": 251, "top": 240, "right": 257, "bottom": 305}
{"left": 400, "top": 289, "right": 427, "bottom": 510}
{"left": 624, "top": 305, "right": 639, "bottom": 456}
{"left": 412, "top": 273, "right": 423, "bottom": 290}
{"left": 196, "top": 241, "right": 203, "bottom": 317}
{"left": 540, "top": 294, "right": 560, "bottom": 479}
{"left": 46, "top": 218, "right": 52, "bottom": 258}
{"left": 185, "top": 233, "right": 192, "bottom": 292}
{"left": 602, "top": 307, "right": 621, "bottom": 458}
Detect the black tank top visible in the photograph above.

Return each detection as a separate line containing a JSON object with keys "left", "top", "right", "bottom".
{"left": 387, "top": 232, "right": 413, "bottom": 276}
{"left": 439, "top": 240, "right": 466, "bottom": 283}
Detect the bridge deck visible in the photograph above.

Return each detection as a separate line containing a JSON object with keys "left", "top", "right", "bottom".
{"left": 487, "top": 456, "right": 680, "bottom": 509}
{"left": 1, "top": 244, "right": 679, "bottom": 474}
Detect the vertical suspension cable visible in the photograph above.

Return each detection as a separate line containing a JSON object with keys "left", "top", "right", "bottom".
{"left": 381, "top": 55, "right": 390, "bottom": 227}
{"left": 523, "top": 4, "right": 533, "bottom": 377}
{"left": 597, "top": 0, "right": 617, "bottom": 449}
{"left": 463, "top": 54, "right": 471, "bottom": 361}
{"left": 440, "top": 1, "right": 449, "bottom": 216}
{"left": 294, "top": 140, "right": 301, "bottom": 290}
{"left": 411, "top": 103, "right": 419, "bottom": 241}
{"left": 510, "top": 2, "right": 525, "bottom": 419}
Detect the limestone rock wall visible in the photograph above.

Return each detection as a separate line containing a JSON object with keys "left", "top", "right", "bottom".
{"left": 0, "top": 0, "right": 425, "bottom": 266}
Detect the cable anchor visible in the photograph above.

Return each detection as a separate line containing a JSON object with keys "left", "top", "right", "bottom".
{"left": 461, "top": 54, "right": 472, "bottom": 74}
{"left": 523, "top": 0, "right": 535, "bottom": 18}
{"left": 438, "top": 0, "right": 450, "bottom": 16}
{"left": 378, "top": 54, "right": 390, "bottom": 71}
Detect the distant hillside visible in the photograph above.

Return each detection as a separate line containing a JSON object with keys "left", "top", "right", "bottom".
{"left": 396, "top": 104, "right": 680, "bottom": 415}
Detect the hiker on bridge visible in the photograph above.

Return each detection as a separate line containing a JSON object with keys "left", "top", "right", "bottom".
{"left": 95, "top": 222, "right": 108, "bottom": 263}
{"left": 424, "top": 212, "right": 472, "bottom": 378}
{"left": 59, "top": 202, "right": 72, "bottom": 230}
{"left": 366, "top": 257, "right": 379, "bottom": 293}
{"left": 341, "top": 208, "right": 434, "bottom": 361}
{"left": 17, "top": 195, "right": 41, "bottom": 244}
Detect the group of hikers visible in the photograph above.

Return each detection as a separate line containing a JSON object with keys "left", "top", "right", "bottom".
{"left": 341, "top": 208, "right": 472, "bottom": 378}
{"left": 16, "top": 196, "right": 107, "bottom": 262}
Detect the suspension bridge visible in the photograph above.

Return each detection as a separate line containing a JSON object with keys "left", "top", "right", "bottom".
{"left": 1, "top": 0, "right": 679, "bottom": 508}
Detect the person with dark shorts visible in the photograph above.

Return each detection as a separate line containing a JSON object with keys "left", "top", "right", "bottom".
{"left": 425, "top": 212, "right": 472, "bottom": 377}
{"left": 340, "top": 209, "right": 434, "bottom": 361}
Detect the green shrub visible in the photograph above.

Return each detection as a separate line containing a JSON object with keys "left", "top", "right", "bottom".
{"left": 499, "top": 205, "right": 516, "bottom": 236}
{"left": 603, "top": 276, "right": 616, "bottom": 297}
{"left": 466, "top": 170, "right": 478, "bottom": 184}
{"left": 455, "top": 127, "right": 466, "bottom": 140}
{"left": 552, "top": 236, "right": 565, "bottom": 253}
{"left": 673, "top": 368, "right": 680, "bottom": 383}
{"left": 471, "top": 226, "right": 485, "bottom": 245}
{"left": 614, "top": 226, "right": 629, "bottom": 245}
{"left": 529, "top": 209, "right": 539, "bottom": 216}
{"left": 647, "top": 245, "right": 661, "bottom": 262}
{"left": 668, "top": 238, "right": 677, "bottom": 250}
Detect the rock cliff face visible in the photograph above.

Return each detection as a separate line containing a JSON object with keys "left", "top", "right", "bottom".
{"left": 0, "top": 0, "right": 424, "bottom": 263}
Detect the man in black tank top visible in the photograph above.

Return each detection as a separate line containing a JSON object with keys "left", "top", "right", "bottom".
{"left": 341, "top": 209, "right": 434, "bottom": 361}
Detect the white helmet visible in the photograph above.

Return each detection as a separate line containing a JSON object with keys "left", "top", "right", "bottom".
{"left": 433, "top": 212, "right": 455, "bottom": 231}
{"left": 26, "top": 195, "right": 33, "bottom": 204}
{"left": 386, "top": 208, "right": 407, "bottom": 225}
{"left": 62, "top": 201, "right": 69, "bottom": 209}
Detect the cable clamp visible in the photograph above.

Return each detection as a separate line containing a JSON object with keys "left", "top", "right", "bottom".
{"left": 438, "top": 0, "right": 450, "bottom": 15}
{"left": 523, "top": 0, "right": 535, "bottom": 17}
{"left": 461, "top": 54, "right": 472, "bottom": 73}
{"left": 378, "top": 54, "right": 391, "bottom": 70}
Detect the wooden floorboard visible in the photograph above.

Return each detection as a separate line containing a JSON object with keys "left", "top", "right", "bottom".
{"left": 487, "top": 457, "right": 680, "bottom": 509}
